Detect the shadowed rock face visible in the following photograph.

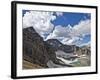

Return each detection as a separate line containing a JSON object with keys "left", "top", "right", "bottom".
{"left": 46, "top": 39, "right": 74, "bottom": 53}
{"left": 81, "top": 45, "right": 91, "bottom": 55}
{"left": 23, "top": 27, "right": 58, "bottom": 67}
{"left": 46, "top": 39, "right": 91, "bottom": 56}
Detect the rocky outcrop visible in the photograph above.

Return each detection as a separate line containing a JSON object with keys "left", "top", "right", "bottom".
{"left": 72, "top": 45, "right": 91, "bottom": 56}
{"left": 46, "top": 39, "right": 74, "bottom": 53}
{"left": 23, "top": 27, "right": 48, "bottom": 67}
{"left": 81, "top": 45, "right": 91, "bottom": 55}
{"left": 23, "top": 27, "right": 58, "bottom": 67}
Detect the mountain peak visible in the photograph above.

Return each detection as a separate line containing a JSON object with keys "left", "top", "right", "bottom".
{"left": 23, "top": 26, "right": 36, "bottom": 33}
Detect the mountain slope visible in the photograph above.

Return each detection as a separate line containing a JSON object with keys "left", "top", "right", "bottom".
{"left": 23, "top": 27, "right": 62, "bottom": 68}
{"left": 46, "top": 39, "right": 74, "bottom": 53}
{"left": 23, "top": 27, "right": 49, "bottom": 67}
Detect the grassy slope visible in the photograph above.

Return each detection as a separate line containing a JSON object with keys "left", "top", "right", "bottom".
{"left": 23, "top": 60, "right": 44, "bottom": 69}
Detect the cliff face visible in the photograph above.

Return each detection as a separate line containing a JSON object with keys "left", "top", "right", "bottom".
{"left": 72, "top": 45, "right": 91, "bottom": 56}
{"left": 23, "top": 27, "right": 58, "bottom": 68}
{"left": 81, "top": 45, "right": 91, "bottom": 55}
{"left": 46, "top": 39, "right": 74, "bottom": 53}
{"left": 23, "top": 27, "right": 48, "bottom": 67}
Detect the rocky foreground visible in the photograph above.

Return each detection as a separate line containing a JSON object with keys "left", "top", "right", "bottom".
{"left": 23, "top": 27, "right": 91, "bottom": 69}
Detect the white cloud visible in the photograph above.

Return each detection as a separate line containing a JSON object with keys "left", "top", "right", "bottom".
{"left": 23, "top": 11, "right": 59, "bottom": 37}
{"left": 46, "top": 25, "right": 72, "bottom": 40}
{"left": 71, "top": 20, "right": 91, "bottom": 37}
{"left": 55, "top": 12, "right": 63, "bottom": 16}
{"left": 61, "top": 37, "right": 79, "bottom": 45}
{"left": 23, "top": 11, "right": 90, "bottom": 46}
{"left": 46, "top": 20, "right": 91, "bottom": 46}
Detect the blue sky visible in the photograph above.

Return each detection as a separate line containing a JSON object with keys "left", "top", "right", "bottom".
{"left": 23, "top": 10, "right": 91, "bottom": 46}
{"left": 52, "top": 12, "right": 91, "bottom": 46}
{"left": 52, "top": 12, "right": 91, "bottom": 26}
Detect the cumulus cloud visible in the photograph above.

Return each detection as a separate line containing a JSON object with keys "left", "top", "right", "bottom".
{"left": 23, "top": 11, "right": 63, "bottom": 38}
{"left": 46, "top": 25, "right": 72, "bottom": 40}
{"left": 61, "top": 36, "right": 82, "bottom": 45}
{"left": 71, "top": 20, "right": 91, "bottom": 37}
{"left": 23, "top": 10, "right": 90, "bottom": 46}
{"left": 46, "top": 20, "right": 91, "bottom": 46}
{"left": 55, "top": 12, "right": 63, "bottom": 16}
